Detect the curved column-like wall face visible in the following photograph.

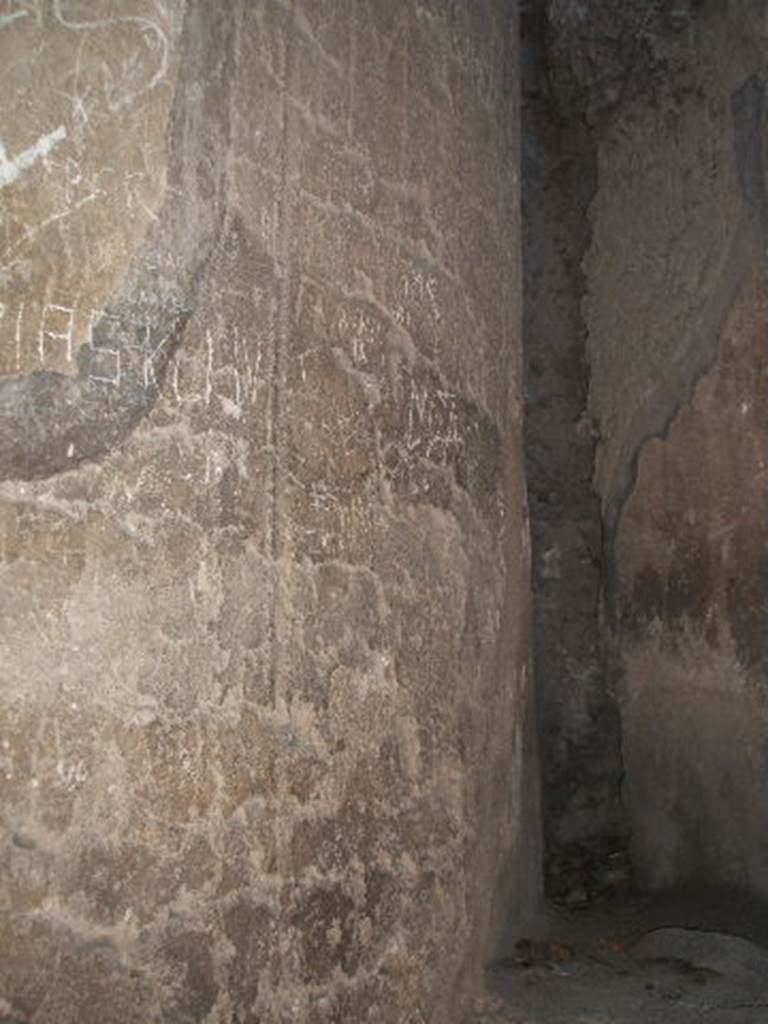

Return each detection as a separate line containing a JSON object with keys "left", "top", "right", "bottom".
{"left": 0, "top": 3, "right": 537, "bottom": 1022}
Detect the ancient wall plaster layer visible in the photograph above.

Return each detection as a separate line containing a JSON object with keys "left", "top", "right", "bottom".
{"left": 0, "top": 2, "right": 536, "bottom": 1022}
{"left": 596, "top": 72, "right": 767, "bottom": 623}
{"left": 615, "top": 259, "right": 768, "bottom": 893}
{"left": 583, "top": 4, "right": 768, "bottom": 893}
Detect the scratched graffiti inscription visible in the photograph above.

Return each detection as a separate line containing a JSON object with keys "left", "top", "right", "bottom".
{"left": 0, "top": 297, "right": 267, "bottom": 415}
{"left": 0, "top": 0, "right": 175, "bottom": 289}
{"left": 0, "top": 0, "right": 170, "bottom": 113}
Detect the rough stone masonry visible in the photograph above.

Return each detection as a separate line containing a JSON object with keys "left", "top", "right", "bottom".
{"left": 0, "top": 2, "right": 538, "bottom": 1022}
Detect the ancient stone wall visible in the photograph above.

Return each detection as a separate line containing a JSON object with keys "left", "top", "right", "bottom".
{"left": 0, "top": 2, "right": 537, "bottom": 1021}
{"left": 584, "top": 4, "right": 768, "bottom": 893}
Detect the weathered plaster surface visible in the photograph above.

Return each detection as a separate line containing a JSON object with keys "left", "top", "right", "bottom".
{"left": 0, "top": 2, "right": 536, "bottom": 1021}
{"left": 584, "top": 5, "right": 768, "bottom": 894}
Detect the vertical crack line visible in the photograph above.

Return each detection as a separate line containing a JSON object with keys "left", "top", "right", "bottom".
{"left": 267, "top": 9, "right": 297, "bottom": 972}
{"left": 346, "top": 0, "right": 356, "bottom": 143}
{"left": 269, "top": 12, "right": 293, "bottom": 715}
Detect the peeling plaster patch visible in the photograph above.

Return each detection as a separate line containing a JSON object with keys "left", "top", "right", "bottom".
{"left": 0, "top": 126, "right": 67, "bottom": 189}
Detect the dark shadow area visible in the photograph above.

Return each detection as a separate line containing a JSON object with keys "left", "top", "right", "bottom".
{"left": 474, "top": 2, "right": 768, "bottom": 1021}
{"left": 520, "top": 0, "right": 628, "bottom": 905}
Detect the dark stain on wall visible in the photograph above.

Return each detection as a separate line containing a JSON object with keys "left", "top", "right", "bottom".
{"left": 604, "top": 70, "right": 768, "bottom": 629}
{"left": 0, "top": 0, "right": 233, "bottom": 483}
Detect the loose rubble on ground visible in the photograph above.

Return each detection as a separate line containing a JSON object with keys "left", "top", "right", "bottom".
{"left": 467, "top": 887, "right": 768, "bottom": 1024}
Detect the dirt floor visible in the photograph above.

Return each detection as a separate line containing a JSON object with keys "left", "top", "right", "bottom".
{"left": 467, "top": 888, "right": 768, "bottom": 1023}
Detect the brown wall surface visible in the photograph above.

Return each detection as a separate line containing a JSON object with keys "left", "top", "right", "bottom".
{"left": 0, "top": 2, "right": 538, "bottom": 1022}
{"left": 585, "top": 7, "right": 768, "bottom": 894}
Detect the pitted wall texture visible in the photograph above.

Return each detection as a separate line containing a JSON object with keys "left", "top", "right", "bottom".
{"left": 0, "top": 2, "right": 536, "bottom": 1022}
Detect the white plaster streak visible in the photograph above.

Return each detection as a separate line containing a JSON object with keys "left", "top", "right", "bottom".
{"left": 15, "top": 302, "right": 24, "bottom": 372}
{"left": 52, "top": 0, "right": 169, "bottom": 112}
{"left": 0, "top": 125, "right": 66, "bottom": 189}
{"left": 0, "top": 10, "right": 28, "bottom": 29}
{"left": 204, "top": 330, "right": 214, "bottom": 405}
